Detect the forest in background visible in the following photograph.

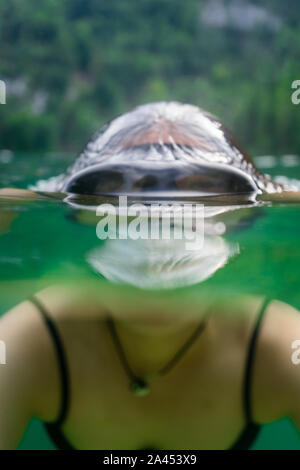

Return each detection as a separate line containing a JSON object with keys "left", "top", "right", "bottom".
{"left": 0, "top": 0, "right": 300, "bottom": 157}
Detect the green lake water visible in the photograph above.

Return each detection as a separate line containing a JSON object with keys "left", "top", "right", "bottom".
{"left": 0, "top": 152, "right": 300, "bottom": 449}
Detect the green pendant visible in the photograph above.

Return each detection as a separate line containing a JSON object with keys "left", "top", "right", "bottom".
{"left": 130, "top": 378, "right": 149, "bottom": 396}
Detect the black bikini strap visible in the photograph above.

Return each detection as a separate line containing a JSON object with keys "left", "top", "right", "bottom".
{"left": 243, "top": 296, "right": 271, "bottom": 423}
{"left": 28, "top": 295, "right": 70, "bottom": 426}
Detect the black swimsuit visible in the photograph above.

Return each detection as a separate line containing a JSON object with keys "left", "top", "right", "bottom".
{"left": 28, "top": 295, "right": 271, "bottom": 450}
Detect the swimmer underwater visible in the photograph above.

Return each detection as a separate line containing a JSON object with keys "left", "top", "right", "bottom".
{"left": 0, "top": 101, "right": 300, "bottom": 450}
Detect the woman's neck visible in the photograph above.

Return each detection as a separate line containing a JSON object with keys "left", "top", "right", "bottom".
{"left": 101, "top": 290, "right": 216, "bottom": 379}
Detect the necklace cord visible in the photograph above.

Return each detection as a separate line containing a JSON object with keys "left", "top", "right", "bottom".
{"left": 106, "top": 316, "right": 137, "bottom": 381}
{"left": 106, "top": 314, "right": 208, "bottom": 384}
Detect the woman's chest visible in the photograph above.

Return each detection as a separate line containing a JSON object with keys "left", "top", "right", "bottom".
{"left": 63, "top": 347, "right": 246, "bottom": 450}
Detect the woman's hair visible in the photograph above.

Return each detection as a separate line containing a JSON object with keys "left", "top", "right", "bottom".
{"left": 31, "top": 101, "right": 291, "bottom": 195}
{"left": 56, "top": 101, "right": 285, "bottom": 196}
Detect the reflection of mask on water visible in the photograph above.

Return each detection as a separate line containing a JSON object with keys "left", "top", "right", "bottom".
{"left": 86, "top": 233, "right": 238, "bottom": 290}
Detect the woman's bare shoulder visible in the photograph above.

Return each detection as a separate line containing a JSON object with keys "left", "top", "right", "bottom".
{"left": 30, "top": 282, "right": 108, "bottom": 321}
{"left": 0, "top": 295, "right": 62, "bottom": 422}
{"left": 213, "top": 294, "right": 300, "bottom": 424}
{"left": 0, "top": 282, "right": 107, "bottom": 425}
{"left": 248, "top": 297, "right": 300, "bottom": 424}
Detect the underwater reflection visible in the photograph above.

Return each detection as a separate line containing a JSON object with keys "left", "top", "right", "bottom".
{"left": 85, "top": 207, "right": 240, "bottom": 290}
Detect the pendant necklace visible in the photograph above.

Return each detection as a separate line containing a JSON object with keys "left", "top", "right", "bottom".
{"left": 106, "top": 314, "right": 208, "bottom": 396}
